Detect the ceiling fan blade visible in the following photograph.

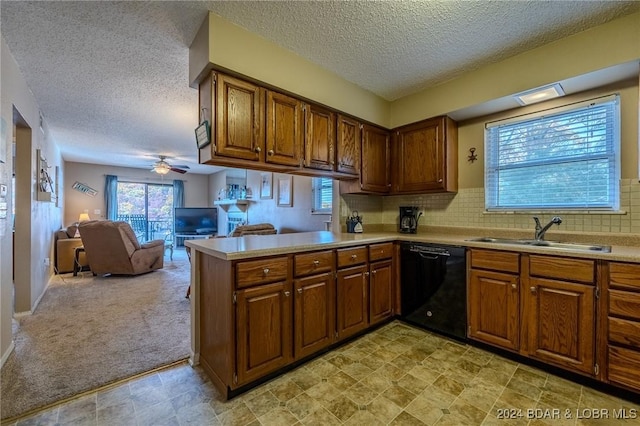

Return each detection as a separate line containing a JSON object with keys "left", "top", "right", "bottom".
{"left": 171, "top": 165, "right": 190, "bottom": 169}
{"left": 170, "top": 167, "right": 187, "bottom": 174}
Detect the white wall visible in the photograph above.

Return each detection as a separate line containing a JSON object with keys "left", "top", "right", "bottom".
{"left": 1, "top": 36, "right": 63, "bottom": 366}
{"left": 63, "top": 161, "right": 211, "bottom": 226}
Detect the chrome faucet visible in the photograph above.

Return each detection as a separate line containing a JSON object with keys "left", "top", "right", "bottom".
{"left": 533, "top": 216, "right": 562, "bottom": 241}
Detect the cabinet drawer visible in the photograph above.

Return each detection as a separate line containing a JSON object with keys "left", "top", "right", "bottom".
{"left": 529, "top": 255, "right": 594, "bottom": 284}
{"left": 337, "top": 246, "right": 368, "bottom": 268}
{"left": 236, "top": 256, "right": 289, "bottom": 288}
{"left": 609, "top": 316, "right": 640, "bottom": 348}
{"left": 610, "top": 262, "right": 640, "bottom": 291}
{"left": 369, "top": 242, "right": 393, "bottom": 261}
{"left": 609, "top": 289, "right": 640, "bottom": 321}
{"left": 470, "top": 249, "right": 519, "bottom": 273}
{"left": 294, "top": 250, "right": 334, "bottom": 277}
{"left": 608, "top": 345, "right": 640, "bottom": 390}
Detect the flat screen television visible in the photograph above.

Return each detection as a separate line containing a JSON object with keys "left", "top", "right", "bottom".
{"left": 174, "top": 207, "right": 218, "bottom": 235}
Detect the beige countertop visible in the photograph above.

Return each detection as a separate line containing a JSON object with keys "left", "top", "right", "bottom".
{"left": 185, "top": 228, "right": 640, "bottom": 263}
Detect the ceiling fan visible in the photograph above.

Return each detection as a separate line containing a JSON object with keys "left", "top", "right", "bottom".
{"left": 150, "top": 156, "right": 190, "bottom": 175}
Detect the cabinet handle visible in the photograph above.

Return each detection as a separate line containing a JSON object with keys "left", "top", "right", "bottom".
{"left": 297, "top": 288, "right": 302, "bottom": 294}
{"left": 364, "top": 271, "right": 370, "bottom": 276}
{"left": 351, "top": 254, "right": 357, "bottom": 260}
{"left": 263, "top": 268, "right": 270, "bottom": 275}
{"left": 254, "top": 146, "right": 262, "bottom": 153}
{"left": 511, "top": 283, "right": 517, "bottom": 289}
{"left": 267, "top": 149, "right": 274, "bottom": 156}
{"left": 313, "top": 260, "right": 320, "bottom": 266}
{"left": 530, "top": 286, "right": 537, "bottom": 294}
{"left": 372, "top": 270, "right": 377, "bottom": 275}
{"left": 284, "top": 291, "right": 290, "bottom": 297}
{"left": 438, "top": 178, "right": 443, "bottom": 183}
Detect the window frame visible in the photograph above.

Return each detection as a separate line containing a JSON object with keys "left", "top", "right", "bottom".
{"left": 484, "top": 94, "right": 621, "bottom": 212}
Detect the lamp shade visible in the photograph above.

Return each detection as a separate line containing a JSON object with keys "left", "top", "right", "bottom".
{"left": 78, "top": 213, "right": 91, "bottom": 222}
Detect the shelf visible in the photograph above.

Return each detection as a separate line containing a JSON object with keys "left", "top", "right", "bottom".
{"left": 37, "top": 191, "right": 53, "bottom": 202}
{"left": 214, "top": 199, "right": 252, "bottom": 212}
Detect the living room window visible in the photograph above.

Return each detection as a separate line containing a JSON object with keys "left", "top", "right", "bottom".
{"left": 485, "top": 94, "right": 620, "bottom": 211}
{"left": 311, "top": 177, "right": 332, "bottom": 214}
{"left": 117, "top": 182, "right": 173, "bottom": 240}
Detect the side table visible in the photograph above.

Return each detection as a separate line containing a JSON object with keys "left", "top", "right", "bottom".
{"left": 73, "top": 246, "right": 88, "bottom": 276}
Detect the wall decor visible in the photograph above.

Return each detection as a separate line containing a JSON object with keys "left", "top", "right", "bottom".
{"left": 277, "top": 176, "right": 292, "bottom": 207}
{"left": 260, "top": 172, "right": 272, "bottom": 199}
{"left": 72, "top": 181, "right": 98, "bottom": 197}
{"left": 36, "top": 149, "right": 55, "bottom": 202}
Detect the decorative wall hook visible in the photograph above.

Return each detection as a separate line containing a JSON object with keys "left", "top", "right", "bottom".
{"left": 468, "top": 147, "right": 478, "bottom": 163}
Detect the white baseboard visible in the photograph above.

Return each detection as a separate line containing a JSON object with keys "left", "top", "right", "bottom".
{"left": 1, "top": 340, "right": 15, "bottom": 368}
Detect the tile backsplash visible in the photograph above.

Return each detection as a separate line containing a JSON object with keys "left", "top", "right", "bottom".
{"left": 341, "top": 179, "right": 640, "bottom": 234}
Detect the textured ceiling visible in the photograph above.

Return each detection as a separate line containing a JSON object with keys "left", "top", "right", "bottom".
{"left": 1, "top": 1, "right": 639, "bottom": 174}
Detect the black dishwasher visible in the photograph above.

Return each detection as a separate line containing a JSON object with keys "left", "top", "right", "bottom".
{"left": 400, "top": 242, "right": 467, "bottom": 341}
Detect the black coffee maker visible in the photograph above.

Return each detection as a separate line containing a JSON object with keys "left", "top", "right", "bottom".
{"left": 399, "top": 206, "right": 421, "bottom": 234}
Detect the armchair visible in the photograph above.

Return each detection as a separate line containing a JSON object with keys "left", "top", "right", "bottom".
{"left": 78, "top": 220, "right": 164, "bottom": 275}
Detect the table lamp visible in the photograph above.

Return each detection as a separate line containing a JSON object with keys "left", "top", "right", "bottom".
{"left": 74, "top": 212, "right": 91, "bottom": 237}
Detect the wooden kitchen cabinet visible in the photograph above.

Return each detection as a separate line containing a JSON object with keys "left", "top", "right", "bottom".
{"left": 339, "top": 124, "right": 391, "bottom": 194}
{"left": 392, "top": 116, "right": 458, "bottom": 194}
{"left": 235, "top": 280, "right": 292, "bottom": 386}
{"left": 605, "top": 262, "right": 640, "bottom": 392}
{"left": 369, "top": 259, "right": 393, "bottom": 325}
{"left": 294, "top": 272, "right": 335, "bottom": 359}
{"left": 336, "top": 264, "right": 369, "bottom": 340}
{"left": 525, "top": 255, "right": 596, "bottom": 376}
{"left": 336, "top": 114, "right": 361, "bottom": 176}
{"left": 303, "top": 103, "right": 335, "bottom": 171}
{"left": 468, "top": 265, "right": 520, "bottom": 351}
{"left": 265, "top": 90, "right": 304, "bottom": 167}
{"left": 215, "top": 72, "right": 264, "bottom": 161}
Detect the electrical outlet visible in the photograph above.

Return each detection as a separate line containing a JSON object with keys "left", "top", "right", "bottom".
{"left": 94, "top": 209, "right": 101, "bottom": 215}
{"left": 44, "top": 257, "right": 50, "bottom": 266}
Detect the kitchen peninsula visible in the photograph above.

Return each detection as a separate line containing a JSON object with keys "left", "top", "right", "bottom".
{"left": 186, "top": 230, "right": 640, "bottom": 400}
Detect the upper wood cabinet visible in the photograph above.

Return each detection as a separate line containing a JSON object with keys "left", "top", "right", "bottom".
{"left": 215, "top": 73, "right": 264, "bottom": 161}
{"left": 303, "top": 103, "right": 335, "bottom": 171}
{"left": 392, "top": 116, "right": 458, "bottom": 194}
{"left": 339, "top": 124, "right": 391, "bottom": 195}
{"left": 336, "top": 114, "right": 361, "bottom": 176}
{"left": 265, "top": 90, "right": 304, "bottom": 167}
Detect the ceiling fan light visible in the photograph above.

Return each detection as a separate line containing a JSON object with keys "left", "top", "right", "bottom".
{"left": 153, "top": 163, "right": 171, "bottom": 174}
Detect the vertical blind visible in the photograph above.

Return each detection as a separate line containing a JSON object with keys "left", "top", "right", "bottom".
{"left": 312, "top": 177, "right": 333, "bottom": 213}
{"left": 485, "top": 95, "right": 620, "bottom": 210}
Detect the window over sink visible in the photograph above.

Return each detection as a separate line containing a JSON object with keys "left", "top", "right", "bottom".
{"left": 485, "top": 94, "right": 620, "bottom": 211}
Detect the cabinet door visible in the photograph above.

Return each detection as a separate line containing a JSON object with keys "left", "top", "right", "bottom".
{"left": 468, "top": 269, "right": 520, "bottom": 351}
{"left": 393, "top": 116, "right": 448, "bottom": 193}
{"left": 336, "top": 264, "right": 368, "bottom": 339}
{"left": 369, "top": 259, "right": 393, "bottom": 325}
{"left": 266, "top": 91, "right": 303, "bottom": 167}
{"left": 526, "top": 278, "right": 595, "bottom": 375}
{"left": 304, "top": 104, "right": 335, "bottom": 171}
{"left": 336, "top": 114, "right": 360, "bottom": 175}
{"left": 361, "top": 124, "right": 391, "bottom": 193}
{"left": 216, "top": 73, "right": 264, "bottom": 161}
{"left": 294, "top": 272, "right": 335, "bottom": 359}
{"left": 236, "top": 281, "right": 292, "bottom": 386}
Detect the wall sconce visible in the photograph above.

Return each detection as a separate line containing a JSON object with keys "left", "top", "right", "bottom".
{"left": 468, "top": 147, "right": 478, "bottom": 163}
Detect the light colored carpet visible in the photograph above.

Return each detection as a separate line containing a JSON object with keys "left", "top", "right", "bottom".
{"left": 0, "top": 250, "right": 191, "bottom": 420}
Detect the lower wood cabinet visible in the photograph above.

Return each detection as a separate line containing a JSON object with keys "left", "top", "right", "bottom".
{"left": 235, "top": 281, "right": 292, "bottom": 385}
{"left": 294, "top": 272, "right": 335, "bottom": 359}
{"left": 369, "top": 259, "right": 394, "bottom": 325}
{"left": 468, "top": 249, "right": 598, "bottom": 378}
{"left": 336, "top": 264, "right": 369, "bottom": 339}
{"left": 605, "top": 262, "right": 640, "bottom": 392}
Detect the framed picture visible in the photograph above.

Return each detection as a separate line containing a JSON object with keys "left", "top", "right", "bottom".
{"left": 260, "top": 172, "right": 272, "bottom": 199}
{"left": 277, "top": 176, "right": 292, "bottom": 207}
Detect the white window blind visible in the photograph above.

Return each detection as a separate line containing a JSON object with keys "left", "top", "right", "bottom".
{"left": 485, "top": 95, "right": 620, "bottom": 211}
{"left": 312, "top": 177, "right": 333, "bottom": 213}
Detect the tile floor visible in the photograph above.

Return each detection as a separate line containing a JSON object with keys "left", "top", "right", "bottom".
{"left": 5, "top": 321, "right": 640, "bottom": 426}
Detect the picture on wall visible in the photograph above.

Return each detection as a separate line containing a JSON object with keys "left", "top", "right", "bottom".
{"left": 277, "top": 176, "right": 292, "bottom": 207}
{"left": 260, "top": 172, "right": 272, "bottom": 199}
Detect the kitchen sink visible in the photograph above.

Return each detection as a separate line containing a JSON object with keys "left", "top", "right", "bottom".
{"left": 466, "top": 237, "right": 611, "bottom": 253}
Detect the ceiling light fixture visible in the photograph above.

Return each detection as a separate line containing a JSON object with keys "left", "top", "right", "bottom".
{"left": 514, "top": 83, "right": 565, "bottom": 106}
{"left": 153, "top": 162, "right": 171, "bottom": 175}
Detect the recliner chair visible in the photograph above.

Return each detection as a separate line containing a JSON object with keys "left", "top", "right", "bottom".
{"left": 78, "top": 220, "right": 164, "bottom": 275}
